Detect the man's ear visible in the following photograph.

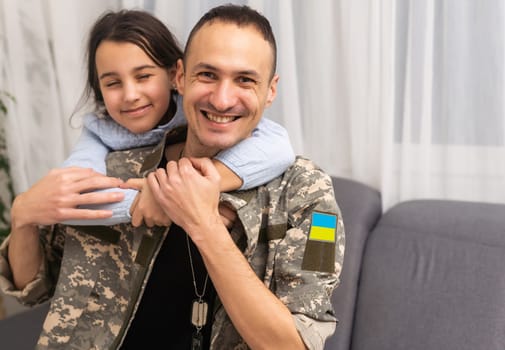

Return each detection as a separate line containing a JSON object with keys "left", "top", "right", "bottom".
{"left": 175, "top": 59, "right": 185, "bottom": 95}
{"left": 265, "top": 74, "right": 279, "bottom": 107}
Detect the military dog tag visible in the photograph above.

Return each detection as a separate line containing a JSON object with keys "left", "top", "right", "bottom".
{"left": 191, "top": 331, "right": 203, "bottom": 350}
{"left": 191, "top": 300, "right": 208, "bottom": 328}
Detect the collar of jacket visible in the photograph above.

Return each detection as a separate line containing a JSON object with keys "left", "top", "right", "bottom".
{"left": 139, "top": 126, "right": 187, "bottom": 177}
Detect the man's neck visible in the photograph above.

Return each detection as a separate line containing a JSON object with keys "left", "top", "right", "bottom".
{"left": 165, "top": 143, "right": 186, "bottom": 162}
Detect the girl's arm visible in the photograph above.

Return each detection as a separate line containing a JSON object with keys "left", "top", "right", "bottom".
{"left": 215, "top": 117, "right": 295, "bottom": 190}
{"left": 7, "top": 167, "right": 124, "bottom": 290}
{"left": 129, "top": 117, "right": 295, "bottom": 224}
{"left": 61, "top": 123, "right": 108, "bottom": 171}
{"left": 61, "top": 126, "right": 137, "bottom": 226}
{"left": 64, "top": 112, "right": 294, "bottom": 225}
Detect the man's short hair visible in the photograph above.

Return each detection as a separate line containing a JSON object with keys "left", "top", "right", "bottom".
{"left": 183, "top": 4, "right": 277, "bottom": 78}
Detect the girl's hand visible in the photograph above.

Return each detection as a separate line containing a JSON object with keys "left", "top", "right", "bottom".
{"left": 122, "top": 178, "right": 172, "bottom": 227}
{"left": 11, "top": 167, "right": 124, "bottom": 229}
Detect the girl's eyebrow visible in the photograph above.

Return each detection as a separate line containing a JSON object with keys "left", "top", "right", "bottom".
{"left": 99, "top": 64, "right": 157, "bottom": 80}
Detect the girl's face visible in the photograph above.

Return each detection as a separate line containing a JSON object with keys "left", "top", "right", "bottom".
{"left": 95, "top": 40, "right": 175, "bottom": 134}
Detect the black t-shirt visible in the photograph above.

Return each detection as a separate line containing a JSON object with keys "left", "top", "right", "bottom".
{"left": 121, "top": 224, "right": 215, "bottom": 349}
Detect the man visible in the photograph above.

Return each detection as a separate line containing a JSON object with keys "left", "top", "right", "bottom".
{"left": 0, "top": 5, "right": 344, "bottom": 349}
{"left": 130, "top": 5, "right": 344, "bottom": 349}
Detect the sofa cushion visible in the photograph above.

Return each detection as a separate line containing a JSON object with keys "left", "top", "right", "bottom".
{"left": 351, "top": 199, "right": 505, "bottom": 350}
{"left": 325, "top": 177, "right": 382, "bottom": 350}
{"left": 0, "top": 301, "right": 49, "bottom": 349}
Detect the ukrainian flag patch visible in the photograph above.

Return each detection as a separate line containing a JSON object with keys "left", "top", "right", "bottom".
{"left": 309, "top": 211, "right": 337, "bottom": 243}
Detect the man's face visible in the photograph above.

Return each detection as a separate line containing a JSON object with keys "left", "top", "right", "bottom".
{"left": 176, "top": 21, "right": 278, "bottom": 157}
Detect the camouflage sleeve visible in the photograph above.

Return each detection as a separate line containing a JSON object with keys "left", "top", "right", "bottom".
{"left": 274, "top": 158, "right": 345, "bottom": 349}
{"left": 0, "top": 225, "right": 63, "bottom": 306}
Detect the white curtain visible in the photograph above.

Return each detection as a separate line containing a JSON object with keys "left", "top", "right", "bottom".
{"left": 0, "top": 0, "right": 118, "bottom": 193}
{"left": 1, "top": 0, "right": 504, "bottom": 212}
{"left": 382, "top": 0, "right": 505, "bottom": 209}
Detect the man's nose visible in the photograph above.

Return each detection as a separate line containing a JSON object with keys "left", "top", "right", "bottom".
{"left": 209, "top": 80, "right": 238, "bottom": 112}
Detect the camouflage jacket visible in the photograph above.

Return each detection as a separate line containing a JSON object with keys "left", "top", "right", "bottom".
{"left": 0, "top": 128, "right": 345, "bottom": 349}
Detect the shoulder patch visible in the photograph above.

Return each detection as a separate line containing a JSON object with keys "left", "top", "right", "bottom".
{"left": 302, "top": 211, "right": 337, "bottom": 273}
{"left": 309, "top": 211, "right": 337, "bottom": 242}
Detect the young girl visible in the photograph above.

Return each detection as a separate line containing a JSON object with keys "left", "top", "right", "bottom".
{"left": 62, "top": 9, "right": 294, "bottom": 226}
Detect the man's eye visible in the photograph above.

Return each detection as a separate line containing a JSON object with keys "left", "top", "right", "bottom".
{"left": 238, "top": 76, "right": 255, "bottom": 84}
{"left": 198, "top": 72, "right": 216, "bottom": 80}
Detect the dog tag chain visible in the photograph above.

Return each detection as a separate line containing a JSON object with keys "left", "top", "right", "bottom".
{"left": 186, "top": 233, "right": 209, "bottom": 350}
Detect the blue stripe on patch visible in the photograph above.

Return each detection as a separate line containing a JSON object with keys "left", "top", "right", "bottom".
{"left": 312, "top": 212, "right": 337, "bottom": 229}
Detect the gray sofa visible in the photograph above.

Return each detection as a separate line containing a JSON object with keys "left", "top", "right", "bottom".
{"left": 2, "top": 176, "right": 505, "bottom": 349}
{"left": 326, "top": 177, "right": 505, "bottom": 350}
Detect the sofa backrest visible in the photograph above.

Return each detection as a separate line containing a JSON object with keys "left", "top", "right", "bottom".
{"left": 325, "top": 177, "right": 382, "bottom": 350}
{"left": 351, "top": 199, "right": 505, "bottom": 350}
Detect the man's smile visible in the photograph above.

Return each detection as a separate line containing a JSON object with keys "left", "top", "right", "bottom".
{"left": 202, "top": 111, "right": 238, "bottom": 123}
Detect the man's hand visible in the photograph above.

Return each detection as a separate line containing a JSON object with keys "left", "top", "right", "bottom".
{"left": 123, "top": 159, "right": 237, "bottom": 230}
{"left": 146, "top": 157, "right": 223, "bottom": 238}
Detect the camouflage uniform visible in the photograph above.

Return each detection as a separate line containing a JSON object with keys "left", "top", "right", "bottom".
{"left": 0, "top": 128, "right": 345, "bottom": 349}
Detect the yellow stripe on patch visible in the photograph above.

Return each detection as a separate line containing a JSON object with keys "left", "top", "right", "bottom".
{"left": 309, "top": 226, "right": 336, "bottom": 243}
{"left": 308, "top": 211, "right": 337, "bottom": 243}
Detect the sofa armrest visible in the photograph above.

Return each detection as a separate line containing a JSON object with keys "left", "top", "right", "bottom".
{"left": 0, "top": 301, "right": 49, "bottom": 348}
{"left": 325, "top": 176, "right": 382, "bottom": 350}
